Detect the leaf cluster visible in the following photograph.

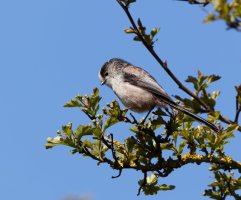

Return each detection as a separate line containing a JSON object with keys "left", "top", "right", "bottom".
{"left": 181, "top": 0, "right": 241, "bottom": 31}
{"left": 175, "top": 71, "right": 221, "bottom": 113}
{"left": 204, "top": 166, "right": 241, "bottom": 199}
{"left": 125, "top": 19, "right": 160, "bottom": 47}
{"left": 46, "top": 82, "right": 240, "bottom": 196}
{"left": 46, "top": 0, "right": 241, "bottom": 197}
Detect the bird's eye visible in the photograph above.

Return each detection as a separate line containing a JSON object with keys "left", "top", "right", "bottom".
{"left": 104, "top": 72, "right": 108, "bottom": 76}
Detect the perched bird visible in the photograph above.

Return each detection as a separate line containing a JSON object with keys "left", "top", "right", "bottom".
{"left": 99, "top": 58, "right": 218, "bottom": 132}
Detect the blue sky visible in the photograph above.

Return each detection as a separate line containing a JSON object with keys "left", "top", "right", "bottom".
{"left": 1, "top": 0, "right": 241, "bottom": 200}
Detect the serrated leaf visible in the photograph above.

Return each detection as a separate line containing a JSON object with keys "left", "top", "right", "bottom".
{"left": 91, "top": 127, "right": 102, "bottom": 138}
{"left": 103, "top": 117, "right": 119, "bottom": 132}
{"left": 82, "top": 139, "right": 93, "bottom": 149}
{"left": 64, "top": 99, "right": 81, "bottom": 107}
{"left": 75, "top": 124, "right": 93, "bottom": 139}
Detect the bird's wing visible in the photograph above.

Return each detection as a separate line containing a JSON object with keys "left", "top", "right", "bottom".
{"left": 122, "top": 66, "right": 174, "bottom": 104}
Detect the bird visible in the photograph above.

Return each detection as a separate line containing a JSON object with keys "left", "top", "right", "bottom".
{"left": 98, "top": 58, "right": 218, "bottom": 132}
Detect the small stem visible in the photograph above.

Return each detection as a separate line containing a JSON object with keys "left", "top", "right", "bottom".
{"left": 137, "top": 171, "right": 147, "bottom": 196}
{"left": 130, "top": 112, "right": 138, "bottom": 123}
{"left": 234, "top": 94, "right": 241, "bottom": 123}
{"left": 112, "top": 169, "right": 122, "bottom": 178}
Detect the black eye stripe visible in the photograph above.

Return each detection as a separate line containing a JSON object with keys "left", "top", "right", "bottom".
{"left": 100, "top": 62, "right": 109, "bottom": 77}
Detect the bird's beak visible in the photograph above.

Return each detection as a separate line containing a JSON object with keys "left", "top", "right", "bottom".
{"left": 101, "top": 79, "right": 106, "bottom": 85}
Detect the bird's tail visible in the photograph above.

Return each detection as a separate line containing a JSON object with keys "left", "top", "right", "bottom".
{"left": 164, "top": 101, "right": 218, "bottom": 132}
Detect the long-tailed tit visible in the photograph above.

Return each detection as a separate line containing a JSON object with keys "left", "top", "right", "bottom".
{"left": 99, "top": 58, "right": 218, "bottom": 132}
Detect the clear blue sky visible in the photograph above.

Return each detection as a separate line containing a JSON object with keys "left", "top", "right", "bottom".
{"left": 1, "top": 1, "right": 241, "bottom": 200}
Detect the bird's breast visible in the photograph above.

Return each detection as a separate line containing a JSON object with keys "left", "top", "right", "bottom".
{"left": 111, "top": 81, "right": 157, "bottom": 113}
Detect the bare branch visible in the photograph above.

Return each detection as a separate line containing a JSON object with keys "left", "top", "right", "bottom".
{"left": 112, "top": 169, "right": 122, "bottom": 178}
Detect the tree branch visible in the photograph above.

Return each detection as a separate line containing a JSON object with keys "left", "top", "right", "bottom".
{"left": 117, "top": 0, "right": 211, "bottom": 111}
{"left": 116, "top": 0, "right": 241, "bottom": 132}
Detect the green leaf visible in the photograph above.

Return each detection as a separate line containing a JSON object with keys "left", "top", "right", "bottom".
{"left": 158, "top": 184, "right": 175, "bottom": 191}
{"left": 130, "top": 126, "right": 139, "bottom": 133}
{"left": 91, "top": 127, "right": 102, "bottom": 138}
{"left": 82, "top": 139, "right": 93, "bottom": 149}
{"left": 186, "top": 76, "right": 198, "bottom": 90}
{"left": 204, "top": 13, "right": 216, "bottom": 23}
{"left": 150, "top": 27, "right": 160, "bottom": 40}
{"left": 103, "top": 117, "right": 119, "bottom": 132}
{"left": 225, "top": 124, "right": 239, "bottom": 133}
{"left": 207, "top": 75, "right": 221, "bottom": 85}
{"left": 124, "top": 27, "right": 135, "bottom": 34}
{"left": 64, "top": 99, "right": 81, "bottom": 107}
{"left": 45, "top": 136, "right": 63, "bottom": 149}
{"left": 139, "top": 174, "right": 175, "bottom": 195}
{"left": 212, "top": 90, "right": 221, "bottom": 100}
{"left": 62, "top": 123, "right": 73, "bottom": 137}
{"left": 175, "top": 141, "right": 187, "bottom": 156}
{"left": 208, "top": 111, "right": 220, "bottom": 122}
{"left": 146, "top": 174, "right": 158, "bottom": 185}
{"left": 45, "top": 134, "right": 75, "bottom": 149}
{"left": 93, "top": 87, "right": 99, "bottom": 97}
{"left": 75, "top": 124, "right": 93, "bottom": 139}
{"left": 125, "top": 137, "right": 136, "bottom": 153}
{"left": 151, "top": 115, "right": 165, "bottom": 127}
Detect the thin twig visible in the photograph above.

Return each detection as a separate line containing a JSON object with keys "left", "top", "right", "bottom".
{"left": 112, "top": 169, "right": 123, "bottom": 178}
{"left": 137, "top": 171, "right": 147, "bottom": 196}
{"left": 130, "top": 112, "right": 138, "bottom": 123}
{"left": 235, "top": 108, "right": 241, "bottom": 124}
{"left": 82, "top": 146, "right": 114, "bottom": 166}
{"left": 101, "top": 134, "right": 119, "bottom": 163}
{"left": 234, "top": 93, "right": 241, "bottom": 123}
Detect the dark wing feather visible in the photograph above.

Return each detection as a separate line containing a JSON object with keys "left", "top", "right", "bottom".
{"left": 123, "top": 72, "right": 174, "bottom": 104}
